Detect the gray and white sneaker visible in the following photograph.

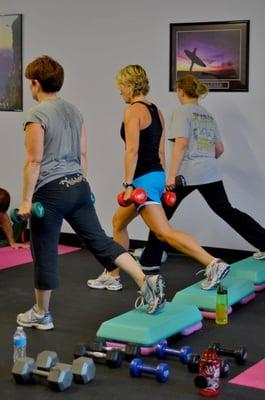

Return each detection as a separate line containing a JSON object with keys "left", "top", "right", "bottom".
{"left": 200, "top": 259, "right": 230, "bottom": 290}
{"left": 87, "top": 269, "right": 123, "bottom": 291}
{"left": 135, "top": 275, "right": 166, "bottom": 314}
{"left": 253, "top": 250, "right": 265, "bottom": 260}
{"left": 17, "top": 305, "right": 54, "bottom": 330}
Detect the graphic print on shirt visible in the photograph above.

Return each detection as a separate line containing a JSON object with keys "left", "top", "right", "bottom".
{"left": 192, "top": 112, "right": 216, "bottom": 156}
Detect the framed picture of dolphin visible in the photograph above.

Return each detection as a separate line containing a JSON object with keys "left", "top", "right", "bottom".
{"left": 169, "top": 20, "right": 249, "bottom": 92}
{"left": 0, "top": 14, "right": 23, "bottom": 111}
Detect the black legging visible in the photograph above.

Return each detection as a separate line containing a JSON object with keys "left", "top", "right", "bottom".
{"left": 140, "top": 180, "right": 265, "bottom": 266}
{"left": 31, "top": 175, "right": 126, "bottom": 290}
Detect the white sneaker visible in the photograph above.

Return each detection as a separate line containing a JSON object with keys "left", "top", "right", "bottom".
{"left": 135, "top": 275, "right": 166, "bottom": 314}
{"left": 87, "top": 269, "right": 123, "bottom": 291}
{"left": 253, "top": 250, "right": 265, "bottom": 260}
{"left": 17, "top": 305, "right": 54, "bottom": 330}
{"left": 199, "top": 259, "right": 230, "bottom": 290}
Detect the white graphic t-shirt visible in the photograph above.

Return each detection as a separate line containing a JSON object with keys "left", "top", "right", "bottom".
{"left": 169, "top": 104, "right": 223, "bottom": 185}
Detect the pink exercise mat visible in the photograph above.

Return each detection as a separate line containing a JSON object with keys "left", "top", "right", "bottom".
{"left": 0, "top": 245, "right": 80, "bottom": 270}
{"left": 229, "top": 358, "right": 265, "bottom": 391}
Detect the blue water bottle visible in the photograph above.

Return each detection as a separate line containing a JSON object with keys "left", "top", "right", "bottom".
{"left": 13, "top": 326, "right": 27, "bottom": 362}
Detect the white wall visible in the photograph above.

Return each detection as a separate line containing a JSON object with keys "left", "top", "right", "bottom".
{"left": 1, "top": 0, "right": 265, "bottom": 251}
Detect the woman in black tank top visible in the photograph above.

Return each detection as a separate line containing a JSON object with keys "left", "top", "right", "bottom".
{"left": 88, "top": 65, "right": 230, "bottom": 291}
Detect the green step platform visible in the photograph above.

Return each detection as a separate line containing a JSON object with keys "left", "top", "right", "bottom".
{"left": 172, "top": 275, "right": 255, "bottom": 318}
{"left": 96, "top": 302, "right": 202, "bottom": 346}
{"left": 229, "top": 257, "right": 265, "bottom": 290}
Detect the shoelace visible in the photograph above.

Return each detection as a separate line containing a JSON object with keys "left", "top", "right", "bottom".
{"left": 134, "top": 292, "right": 145, "bottom": 309}
{"left": 196, "top": 269, "right": 207, "bottom": 277}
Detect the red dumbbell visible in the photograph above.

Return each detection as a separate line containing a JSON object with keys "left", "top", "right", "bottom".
{"left": 162, "top": 191, "right": 177, "bottom": 207}
{"left": 117, "top": 188, "right": 147, "bottom": 207}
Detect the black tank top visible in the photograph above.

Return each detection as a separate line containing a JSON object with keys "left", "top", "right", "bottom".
{"left": 120, "top": 102, "right": 164, "bottom": 178}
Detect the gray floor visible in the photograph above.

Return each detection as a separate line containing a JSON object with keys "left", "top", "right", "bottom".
{"left": 0, "top": 248, "right": 265, "bottom": 399}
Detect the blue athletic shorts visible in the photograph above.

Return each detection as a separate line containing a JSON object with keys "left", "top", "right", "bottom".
{"left": 132, "top": 171, "right": 166, "bottom": 211}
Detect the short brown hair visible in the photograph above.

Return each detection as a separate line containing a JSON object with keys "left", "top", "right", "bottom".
{"left": 176, "top": 74, "right": 208, "bottom": 98}
{"left": 0, "top": 188, "right": 10, "bottom": 213}
{"left": 25, "top": 55, "right": 64, "bottom": 93}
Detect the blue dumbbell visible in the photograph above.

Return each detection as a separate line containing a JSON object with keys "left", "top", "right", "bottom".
{"left": 155, "top": 342, "right": 192, "bottom": 364}
{"left": 129, "top": 358, "right": 169, "bottom": 383}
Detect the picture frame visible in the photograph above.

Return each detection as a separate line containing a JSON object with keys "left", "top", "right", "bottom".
{"left": 169, "top": 20, "right": 249, "bottom": 92}
{"left": 0, "top": 14, "right": 23, "bottom": 111}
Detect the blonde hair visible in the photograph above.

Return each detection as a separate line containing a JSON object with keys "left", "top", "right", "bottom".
{"left": 176, "top": 74, "right": 208, "bottom": 98}
{"left": 116, "top": 65, "right": 150, "bottom": 96}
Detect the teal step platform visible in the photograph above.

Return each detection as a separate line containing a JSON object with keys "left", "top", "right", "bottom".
{"left": 96, "top": 302, "right": 202, "bottom": 346}
{"left": 172, "top": 275, "right": 256, "bottom": 319}
{"left": 229, "top": 257, "right": 265, "bottom": 291}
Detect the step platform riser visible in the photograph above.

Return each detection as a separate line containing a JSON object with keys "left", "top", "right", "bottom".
{"left": 229, "top": 257, "right": 265, "bottom": 291}
{"left": 172, "top": 276, "right": 255, "bottom": 318}
{"left": 96, "top": 302, "right": 202, "bottom": 346}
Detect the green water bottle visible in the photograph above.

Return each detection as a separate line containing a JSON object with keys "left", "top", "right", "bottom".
{"left": 215, "top": 285, "right": 228, "bottom": 325}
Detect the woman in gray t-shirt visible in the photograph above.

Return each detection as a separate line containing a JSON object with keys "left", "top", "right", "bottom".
{"left": 15, "top": 56, "right": 166, "bottom": 330}
{"left": 140, "top": 74, "right": 265, "bottom": 270}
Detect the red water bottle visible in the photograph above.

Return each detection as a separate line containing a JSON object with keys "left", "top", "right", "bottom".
{"left": 194, "top": 350, "right": 221, "bottom": 397}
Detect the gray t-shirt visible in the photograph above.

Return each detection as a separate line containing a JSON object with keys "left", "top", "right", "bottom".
{"left": 24, "top": 98, "right": 84, "bottom": 191}
{"left": 169, "top": 104, "right": 222, "bottom": 185}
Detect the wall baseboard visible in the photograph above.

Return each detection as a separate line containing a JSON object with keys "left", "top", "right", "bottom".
{"left": 59, "top": 232, "right": 252, "bottom": 263}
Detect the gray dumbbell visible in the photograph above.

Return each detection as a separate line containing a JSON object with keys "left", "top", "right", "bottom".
{"left": 37, "top": 350, "right": 95, "bottom": 384}
{"left": 72, "top": 356, "right": 95, "bottom": 384}
{"left": 12, "top": 357, "right": 73, "bottom": 391}
{"left": 74, "top": 344, "right": 123, "bottom": 368}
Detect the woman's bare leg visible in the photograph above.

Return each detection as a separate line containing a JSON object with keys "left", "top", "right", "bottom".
{"left": 35, "top": 288, "right": 52, "bottom": 314}
{"left": 139, "top": 204, "right": 214, "bottom": 266}
{"left": 107, "top": 205, "right": 138, "bottom": 277}
{"left": 114, "top": 252, "right": 145, "bottom": 287}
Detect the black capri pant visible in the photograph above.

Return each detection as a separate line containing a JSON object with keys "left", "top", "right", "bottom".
{"left": 31, "top": 174, "right": 126, "bottom": 290}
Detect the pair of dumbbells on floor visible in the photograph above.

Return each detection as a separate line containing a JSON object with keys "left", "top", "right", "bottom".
{"left": 12, "top": 350, "right": 95, "bottom": 392}
{"left": 125, "top": 340, "right": 191, "bottom": 383}
{"left": 74, "top": 339, "right": 141, "bottom": 368}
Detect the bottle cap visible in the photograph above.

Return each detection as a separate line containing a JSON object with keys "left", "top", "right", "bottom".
{"left": 217, "top": 284, "right": 227, "bottom": 295}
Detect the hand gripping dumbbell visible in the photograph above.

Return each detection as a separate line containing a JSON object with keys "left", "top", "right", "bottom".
{"left": 210, "top": 343, "right": 247, "bottom": 365}
{"left": 12, "top": 357, "right": 73, "bottom": 391}
{"left": 117, "top": 188, "right": 147, "bottom": 207}
{"left": 90, "top": 338, "right": 140, "bottom": 362}
{"left": 74, "top": 343, "right": 123, "bottom": 368}
{"left": 10, "top": 201, "right": 45, "bottom": 224}
{"left": 129, "top": 358, "right": 170, "bottom": 383}
{"left": 162, "top": 191, "right": 177, "bottom": 207}
{"left": 155, "top": 342, "right": 192, "bottom": 364}
{"left": 187, "top": 354, "right": 230, "bottom": 377}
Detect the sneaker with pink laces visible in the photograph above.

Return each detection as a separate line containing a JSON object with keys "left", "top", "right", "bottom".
{"left": 87, "top": 269, "right": 123, "bottom": 291}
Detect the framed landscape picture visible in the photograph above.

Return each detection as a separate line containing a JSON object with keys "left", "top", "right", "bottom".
{"left": 169, "top": 20, "right": 249, "bottom": 92}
